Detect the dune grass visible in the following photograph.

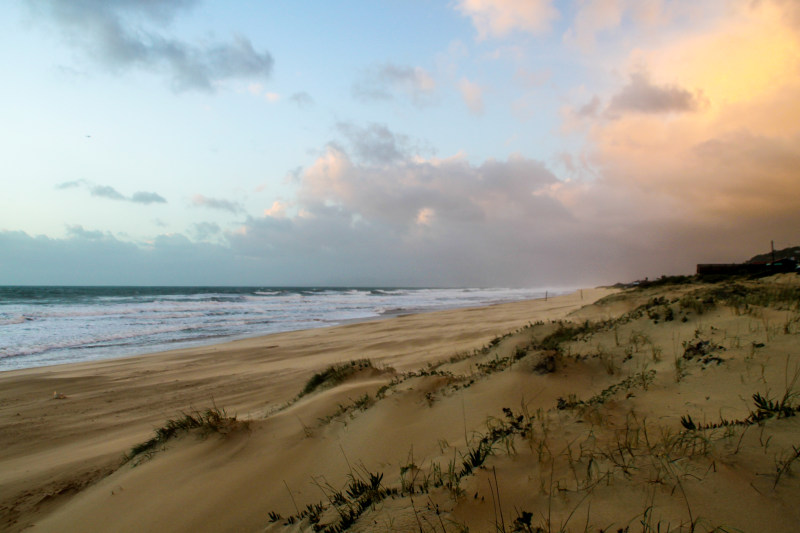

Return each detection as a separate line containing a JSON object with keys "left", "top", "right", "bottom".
{"left": 299, "top": 359, "right": 376, "bottom": 397}
{"left": 125, "top": 406, "right": 244, "bottom": 463}
{"left": 267, "top": 275, "right": 800, "bottom": 531}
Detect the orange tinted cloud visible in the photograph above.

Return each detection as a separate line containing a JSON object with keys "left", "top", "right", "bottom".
{"left": 455, "top": 0, "right": 559, "bottom": 39}
{"left": 571, "top": 0, "right": 800, "bottom": 223}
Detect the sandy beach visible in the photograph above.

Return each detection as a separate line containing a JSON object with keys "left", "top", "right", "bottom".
{"left": 2, "top": 280, "right": 800, "bottom": 532}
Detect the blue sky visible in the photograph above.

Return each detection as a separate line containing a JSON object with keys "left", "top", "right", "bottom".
{"left": 2, "top": 1, "right": 799, "bottom": 286}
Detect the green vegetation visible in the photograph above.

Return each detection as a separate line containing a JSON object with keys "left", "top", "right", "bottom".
{"left": 681, "top": 390, "right": 800, "bottom": 431}
{"left": 535, "top": 321, "right": 601, "bottom": 352}
{"left": 557, "top": 370, "right": 656, "bottom": 411}
{"left": 300, "top": 359, "right": 375, "bottom": 397}
{"left": 268, "top": 467, "right": 396, "bottom": 532}
{"left": 268, "top": 274, "right": 800, "bottom": 531}
{"left": 126, "top": 406, "right": 244, "bottom": 463}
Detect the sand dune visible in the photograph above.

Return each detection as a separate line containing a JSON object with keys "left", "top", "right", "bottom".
{"left": 2, "top": 280, "right": 800, "bottom": 531}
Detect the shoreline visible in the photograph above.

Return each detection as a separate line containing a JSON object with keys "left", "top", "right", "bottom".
{"left": 0, "top": 289, "right": 575, "bottom": 376}
{"left": 0, "top": 287, "right": 613, "bottom": 531}
{"left": 0, "top": 286, "right": 566, "bottom": 374}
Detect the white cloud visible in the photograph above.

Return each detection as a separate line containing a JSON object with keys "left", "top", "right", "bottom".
{"left": 455, "top": 0, "right": 559, "bottom": 39}
{"left": 264, "top": 201, "right": 288, "bottom": 218}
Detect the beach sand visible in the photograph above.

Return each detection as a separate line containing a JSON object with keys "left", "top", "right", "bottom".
{"left": 1, "top": 281, "right": 799, "bottom": 532}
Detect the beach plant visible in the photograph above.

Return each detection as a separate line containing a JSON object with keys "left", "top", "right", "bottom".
{"left": 679, "top": 385, "right": 800, "bottom": 432}
{"left": 535, "top": 320, "right": 600, "bottom": 352}
{"left": 681, "top": 337, "right": 725, "bottom": 366}
{"left": 477, "top": 355, "right": 513, "bottom": 374}
{"left": 460, "top": 441, "right": 492, "bottom": 476}
{"left": 125, "top": 406, "right": 244, "bottom": 463}
{"left": 556, "top": 370, "right": 656, "bottom": 412}
{"left": 629, "top": 330, "right": 650, "bottom": 352}
{"left": 271, "top": 467, "right": 397, "bottom": 532}
{"left": 773, "top": 445, "right": 800, "bottom": 488}
{"left": 680, "top": 293, "right": 715, "bottom": 316}
{"left": 533, "top": 351, "right": 559, "bottom": 374}
{"left": 597, "top": 345, "right": 618, "bottom": 375}
{"left": 514, "top": 344, "right": 532, "bottom": 361}
{"left": 317, "top": 393, "right": 376, "bottom": 426}
{"left": 300, "top": 359, "right": 375, "bottom": 397}
{"left": 487, "top": 333, "right": 508, "bottom": 348}
{"left": 750, "top": 391, "right": 797, "bottom": 421}
{"left": 352, "top": 393, "right": 371, "bottom": 411}
{"left": 650, "top": 344, "right": 663, "bottom": 363}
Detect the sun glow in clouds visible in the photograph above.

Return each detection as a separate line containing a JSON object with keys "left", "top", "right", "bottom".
{"left": 2, "top": 0, "right": 799, "bottom": 286}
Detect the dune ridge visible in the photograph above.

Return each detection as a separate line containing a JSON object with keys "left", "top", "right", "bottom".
{"left": 2, "top": 280, "right": 800, "bottom": 531}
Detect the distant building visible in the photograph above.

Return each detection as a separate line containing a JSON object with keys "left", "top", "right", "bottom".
{"left": 697, "top": 259, "right": 798, "bottom": 276}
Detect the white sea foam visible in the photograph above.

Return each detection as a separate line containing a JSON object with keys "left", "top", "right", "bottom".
{"left": 0, "top": 286, "right": 564, "bottom": 371}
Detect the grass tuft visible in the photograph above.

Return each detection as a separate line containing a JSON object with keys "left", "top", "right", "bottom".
{"left": 300, "top": 359, "right": 375, "bottom": 397}
{"left": 125, "top": 406, "right": 244, "bottom": 463}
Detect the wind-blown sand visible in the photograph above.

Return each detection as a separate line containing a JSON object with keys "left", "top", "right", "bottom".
{"left": 2, "top": 281, "right": 799, "bottom": 532}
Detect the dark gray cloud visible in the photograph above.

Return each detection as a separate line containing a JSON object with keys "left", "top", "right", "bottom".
{"left": 57, "top": 180, "right": 166, "bottom": 205}
{"left": 352, "top": 63, "right": 437, "bottom": 107}
{"left": 32, "top": 0, "right": 273, "bottom": 92}
{"left": 131, "top": 191, "right": 167, "bottom": 204}
{"left": 336, "top": 122, "right": 430, "bottom": 166}
{"left": 191, "top": 194, "right": 243, "bottom": 213}
{"left": 608, "top": 73, "right": 702, "bottom": 114}
{"left": 90, "top": 185, "right": 126, "bottom": 201}
{"left": 55, "top": 179, "right": 88, "bottom": 189}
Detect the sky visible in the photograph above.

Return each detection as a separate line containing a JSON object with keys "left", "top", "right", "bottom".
{"left": 2, "top": 0, "right": 799, "bottom": 287}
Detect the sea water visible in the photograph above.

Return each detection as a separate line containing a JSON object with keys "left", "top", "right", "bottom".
{"left": 0, "top": 286, "right": 560, "bottom": 371}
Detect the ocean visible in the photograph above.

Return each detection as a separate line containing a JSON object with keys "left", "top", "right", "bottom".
{"left": 0, "top": 286, "right": 559, "bottom": 372}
